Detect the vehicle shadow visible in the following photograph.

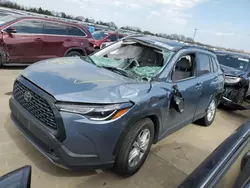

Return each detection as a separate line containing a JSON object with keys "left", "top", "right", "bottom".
{"left": 218, "top": 107, "right": 250, "bottom": 125}
{"left": 2, "top": 65, "right": 28, "bottom": 70}
{"left": 3, "top": 115, "right": 98, "bottom": 177}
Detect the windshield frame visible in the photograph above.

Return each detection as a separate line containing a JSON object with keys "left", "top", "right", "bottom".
{"left": 91, "top": 39, "right": 175, "bottom": 81}
{"left": 216, "top": 54, "right": 250, "bottom": 71}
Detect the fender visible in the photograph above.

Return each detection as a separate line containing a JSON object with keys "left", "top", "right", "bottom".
{"left": 112, "top": 110, "right": 161, "bottom": 157}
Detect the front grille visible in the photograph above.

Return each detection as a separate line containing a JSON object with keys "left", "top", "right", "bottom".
{"left": 13, "top": 81, "right": 57, "bottom": 129}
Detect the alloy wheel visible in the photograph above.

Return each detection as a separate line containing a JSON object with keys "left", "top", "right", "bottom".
{"left": 128, "top": 129, "right": 150, "bottom": 168}
{"left": 207, "top": 100, "right": 216, "bottom": 122}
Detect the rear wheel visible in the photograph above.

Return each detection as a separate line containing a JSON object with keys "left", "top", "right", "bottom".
{"left": 65, "top": 51, "right": 82, "bottom": 57}
{"left": 0, "top": 56, "right": 2, "bottom": 67}
{"left": 113, "top": 118, "right": 154, "bottom": 177}
{"left": 197, "top": 98, "right": 217, "bottom": 126}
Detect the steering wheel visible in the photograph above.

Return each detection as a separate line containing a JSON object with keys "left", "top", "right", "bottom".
{"left": 126, "top": 58, "right": 139, "bottom": 70}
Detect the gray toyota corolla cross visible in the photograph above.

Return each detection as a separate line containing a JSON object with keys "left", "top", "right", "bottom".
{"left": 9, "top": 36, "right": 224, "bottom": 176}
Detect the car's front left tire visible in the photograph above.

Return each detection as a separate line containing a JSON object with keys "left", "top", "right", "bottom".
{"left": 113, "top": 118, "right": 154, "bottom": 177}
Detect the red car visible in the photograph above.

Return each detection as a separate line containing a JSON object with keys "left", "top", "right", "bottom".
{"left": 90, "top": 31, "right": 126, "bottom": 49}
{"left": 0, "top": 15, "right": 94, "bottom": 66}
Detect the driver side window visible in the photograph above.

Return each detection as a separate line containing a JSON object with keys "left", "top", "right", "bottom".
{"left": 7, "top": 19, "right": 44, "bottom": 34}
{"left": 172, "top": 54, "right": 197, "bottom": 82}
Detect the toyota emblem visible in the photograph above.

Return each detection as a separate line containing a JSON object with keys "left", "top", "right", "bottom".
{"left": 24, "top": 91, "right": 32, "bottom": 102}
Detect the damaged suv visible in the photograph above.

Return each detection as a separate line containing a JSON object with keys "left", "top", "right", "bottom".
{"left": 216, "top": 51, "right": 250, "bottom": 107}
{"left": 9, "top": 36, "right": 224, "bottom": 176}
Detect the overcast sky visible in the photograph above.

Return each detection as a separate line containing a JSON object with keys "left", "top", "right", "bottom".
{"left": 13, "top": 0, "right": 250, "bottom": 51}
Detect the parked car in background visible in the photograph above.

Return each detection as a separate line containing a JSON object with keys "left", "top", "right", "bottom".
{"left": 100, "top": 41, "right": 113, "bottom": 49}
{"left": 179, "top": 119, "right": 250, "bottom": 188}
{"left": 215, "top": 51, "right": 250, "bottom": 105}
{"left": 9, "top": 36, "right": 224, "bottom": 176}
{"left": 0, "top": 15, "right": 94, "bottom": 66}
{"left": 90, "top": 30, "right": 126, "bottom": 49}
{"left": 100, "top": 34, "right": 127, "bottom": 49}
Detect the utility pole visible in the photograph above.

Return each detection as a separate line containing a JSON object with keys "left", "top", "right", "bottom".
{"left": 193, "top": 28, "right": 198, "bottom": 40}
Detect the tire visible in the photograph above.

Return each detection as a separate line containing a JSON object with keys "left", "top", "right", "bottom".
{"left": 65, "top": 51, "right": 82, "bottom": 57}
{"left": 113, "top": 118, "right": 155, "bottom": 177}
{"left": 234, "top": 88, "right": 246, "bottom": 104}
{"left": 198, "top": 98, "right": 217, "bottom": 127}
{"left": 0, "top": 57, "right": 2, "bottom": 67}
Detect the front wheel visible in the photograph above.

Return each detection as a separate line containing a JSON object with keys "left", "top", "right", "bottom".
{"left": 113, "top": 118, "right": 154, "bottom": 177}
{"left": 65, "top": 51, "right": 82, "bottom": 57}
{"left": 198, "top": 98, "right": 217, "bottom": 126}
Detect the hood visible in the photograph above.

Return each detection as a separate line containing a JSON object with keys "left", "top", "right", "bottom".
{"left": 220, "top": 64, "right": 246, "bottom": 77}
{"left": 22, "top": 57, "right": 150, "bottom": 104}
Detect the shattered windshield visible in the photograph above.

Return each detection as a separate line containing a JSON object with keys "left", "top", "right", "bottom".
{"left": 217, "top": 54, "right": 250, "bottom": 71}
{"left": 89, "top": 40, "right": 174, "bottom": 80}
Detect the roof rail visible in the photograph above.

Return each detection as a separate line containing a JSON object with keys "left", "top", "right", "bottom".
{"left": 180, "top": 45, "right": 215, "bottom": 53}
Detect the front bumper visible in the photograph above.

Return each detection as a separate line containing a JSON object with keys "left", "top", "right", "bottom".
{"left": 9, "top": 97, "right": 114, "bottom": 170}
{"left": 221, "top": 96, "right": 250, "bottom": 111}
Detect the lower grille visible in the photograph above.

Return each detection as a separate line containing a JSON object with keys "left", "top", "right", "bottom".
{"left": 13, "top": 81, "right": 57, "bottom": 129}
{"left": 13, "top": 113, "right": 54, "bottom": 154}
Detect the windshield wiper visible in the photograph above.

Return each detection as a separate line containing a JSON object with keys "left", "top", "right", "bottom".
{"left": 83, "top": 56, "right": 96, "bottom": 65}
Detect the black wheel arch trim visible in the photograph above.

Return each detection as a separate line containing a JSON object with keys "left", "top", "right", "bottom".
{"left": 112, "top": 113, "right": 161, "bottom": 157}
{"left": 64, "top": 47, "right": 87, "bottom": 56}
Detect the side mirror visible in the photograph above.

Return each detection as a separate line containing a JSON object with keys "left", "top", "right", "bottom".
{"left": 0, "top": 165, "right": 31, "bottom": 188}
{"left": 5, "top": 27, "right": 17, "bottom": 34}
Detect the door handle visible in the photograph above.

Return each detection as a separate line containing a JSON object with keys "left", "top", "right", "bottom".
{"left": 35, "top": 38, "right": 43, "bottom": 41}
{"left": 213, "top": 76, "right": 218, "bottom": 82}
{"left": 195, "top": 83, "right": 202, "bottom": 89}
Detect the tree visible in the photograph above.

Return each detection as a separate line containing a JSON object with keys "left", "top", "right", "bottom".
{"left": 38, "top": 7, "right": 43, "bottom": 14}
{"left": 143, "top": 30, "right": 152, "bottom": 35}
{"left": 60, "top": 12, "right": 67, "bottom": 18}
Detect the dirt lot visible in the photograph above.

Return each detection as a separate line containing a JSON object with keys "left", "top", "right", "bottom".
{"left": 0, "top": 67, "right": 250, "bottom": 188}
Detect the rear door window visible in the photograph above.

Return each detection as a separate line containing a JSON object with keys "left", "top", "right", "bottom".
{"left": 43, "top": 21, "right": 69, "bottom": 36}
{"left": 210, "top": 56, "right": 218, "bottom": 72}
{"left": 68, "top": 26, "right": 86, "bottom": 37}
{"left": 9, "top": 19, "right": 44, "bottom": 34}
{"left": 197, "top": 53, "right": 212, "bottom": 76}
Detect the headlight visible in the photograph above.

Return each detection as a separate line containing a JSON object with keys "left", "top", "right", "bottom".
{"left": 55, "top": 102, "right": 133, "bottom": 121}
{"left": 225, "top": 76, "right": 241, "bottom": 84}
